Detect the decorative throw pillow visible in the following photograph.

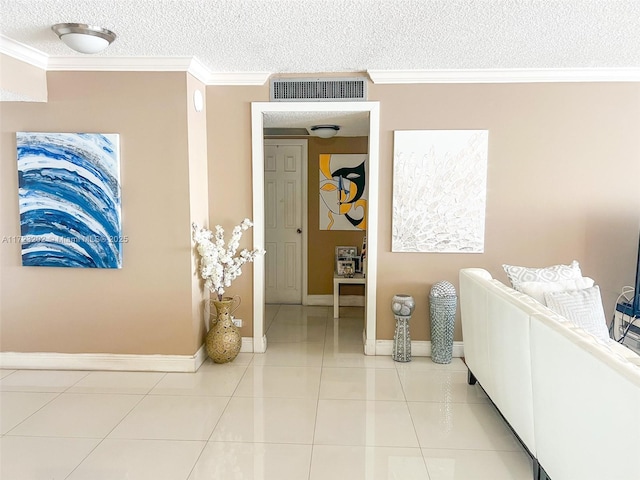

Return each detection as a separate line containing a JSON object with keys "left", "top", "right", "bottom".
{"left": 518, "top": 277, "right": 595, "bottom": 305}
{"left": 544, "top": 285, "right": 610, "bottom": 342}
{"left": 502, "top": 260, "right": 582, "bottom": 290}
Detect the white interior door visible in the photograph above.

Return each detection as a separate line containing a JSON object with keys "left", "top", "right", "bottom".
{"left": 264, "top": 142, "right": 304, "bottom": 304}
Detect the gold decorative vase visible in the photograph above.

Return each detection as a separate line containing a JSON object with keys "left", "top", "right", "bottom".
{"left": 206, "top": 296, "right": 242, "bottom": 364}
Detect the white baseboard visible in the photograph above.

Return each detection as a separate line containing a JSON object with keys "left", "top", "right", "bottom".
{"left": 0, "top": 340, "right": 249, "bottom": 372}
{"left": 307, "top": 294, "right": 365, "bottom": 307}
{"left": 0, "top": 338, "right": 464, "bottom": 369}
{"left": 374, "top": 340, "right": 465, "bottom": 358}
{"left": 0, "top": 345, "right": 207, "bottom": 372}
{"left": 240, "top": 337, "right": 255, "bottom": 353}
{"left": 252, "top": 335, "right": 267, "bottom": 353}
{"left": 364, "top": 337, "right": 377, "bottom": 355}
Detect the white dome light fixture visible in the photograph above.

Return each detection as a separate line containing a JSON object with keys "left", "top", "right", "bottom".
{"left": 52, "top": 23, "right": 117, "bottom": 54}
{"left": 310, "top": 125, "right": 340, "bottom": 138}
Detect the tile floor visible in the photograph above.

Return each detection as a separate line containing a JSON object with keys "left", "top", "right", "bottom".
{"left": 0, "top": 305, "right": 532, "bottom": 479}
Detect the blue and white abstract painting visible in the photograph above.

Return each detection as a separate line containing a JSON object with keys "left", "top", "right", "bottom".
{"left": 16, "top": 132, "right": 122, "bottom": 268}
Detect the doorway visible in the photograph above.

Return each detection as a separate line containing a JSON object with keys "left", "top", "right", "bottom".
{"left": 251, "top": 102, "right": 380, "bottom": 355}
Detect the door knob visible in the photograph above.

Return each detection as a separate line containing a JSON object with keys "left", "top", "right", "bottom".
{"left": 297, "top": 228, "right": 302, "bottom": 234}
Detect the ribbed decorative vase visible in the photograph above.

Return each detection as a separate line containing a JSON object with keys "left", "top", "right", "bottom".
{"left": 206, "top": 296, "right": 241, "bottom": 364}
{"left": 391, "top": 294, "right": 415, "bottom": 362}
{"left": 429, "top": 281, "right": 457, "bottom": 364}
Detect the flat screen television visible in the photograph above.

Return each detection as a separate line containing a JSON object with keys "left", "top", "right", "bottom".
{"left": 616, "top": 232, "right": 640, "bottom": 318}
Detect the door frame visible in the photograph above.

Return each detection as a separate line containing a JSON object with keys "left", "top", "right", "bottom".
{"left": 263, "top": 138, "right": 308, "bottom": 306}
{"left": 251, "top": 101, "right": 380, "bottom": 354}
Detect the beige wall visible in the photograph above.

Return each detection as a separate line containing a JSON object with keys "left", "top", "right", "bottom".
{"left": 2, "top": 68, "right": 639, "bottom": 355}
{"left": 206, "top": 85, "right": 269, "bottom": 335}
{"left": 1, "top": 69, "right": 203, "bottom": 355}
{"left": 187, "top": 74, "right": 210, "bottom": 350}
{"left": 370, "top": 82, "right": 640, "bottom": 341}
{"left": 205, "top": 81, "right": 640, "bottom": 343}
{"left": 0, "top": 54, "right": 47, "bottom": 102}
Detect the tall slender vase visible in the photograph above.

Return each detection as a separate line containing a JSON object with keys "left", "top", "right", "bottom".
{"left": 391, "top": 294, "right": 415, "bottom": 362}
{"left": 206, "top": 296, "right": 241, "bottom": 364}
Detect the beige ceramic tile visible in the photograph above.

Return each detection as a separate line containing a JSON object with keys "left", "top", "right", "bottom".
{"left": 67, "top": 371, "right": 166, "bottom": 394}
{"left": 314, "top": 399, "right": 419, "bottom": 448}
{"left": 234, "top": 365, "right": 321, "bottom": 398}
{"left": 0, "top": 370, "right": 89, "bottom": 392}
{"left": 270, "top": 304, "right": 329, "bottom": 323}
{"left": 422, "top": 448, "right": 533, "bottom": 480}
{"left": 6, "top": 305, "right": 536, "bottom": 480}
{"left": 0, "top": 436, "right": 100, "bottom": 480}
{"left": 251, "top": 341, "right": 325, "bottom": 367}
{"left": 149, "top": 365, "right": 247, "bottom": 396}
{"left": 323, "top": 342, "right": 396, "bottom": 369}
{"left": 310, "top": 445, "right": 429, "bottom": 480}
{"left": 109, "top": 395, "right": 229, "bottom": 441}
{"left": 0, "top": 369, "right": 16, "bottom": 379}
{"left": 66, "top": 438, "right": 205, "bottom": 480}
{"left": 319, "top": 367, "right": 405, "bottom": 401}
{"left": 6, "top": 393, "right": 142, "bottom": 438}
{"left": 0, "top": 391, "right": 58, "bottom": 434}
{"left": 397, "top": 369, "right": 489, "bottom": 403}
{"left": 325, "top": 317, "right": 365, "bottom": 344}
{"left": 210, "top": 396, "right": 317, "bottom": 444}
{"left": 266, "top": 322, "right": 327, "bottom": 343}
{"left": 189, "top": 442, "right": 313, "bottom": 480}
{"left": 408, "top": 402, "right": 523, "bottom": 451}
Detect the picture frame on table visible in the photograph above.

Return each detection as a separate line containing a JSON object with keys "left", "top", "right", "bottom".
{"left": 336, "top": 259, "right": 356, "bottom": 276}
{"left": 335, "top": 246, "right": 357, "bottom": 258}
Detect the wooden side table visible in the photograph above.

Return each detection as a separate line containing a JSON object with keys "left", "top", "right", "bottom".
{"left": 333, "top": 273, "right": 366, "bottom": 318}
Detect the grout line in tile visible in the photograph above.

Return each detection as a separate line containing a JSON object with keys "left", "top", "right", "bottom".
{"left": 2, "top": 389, "right": 64, "bottom": 436}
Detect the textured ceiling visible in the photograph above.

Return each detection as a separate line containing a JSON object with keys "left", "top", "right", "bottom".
{"left": 2, "top": 0, "right": 640, "bottom": 73}
{"left": 264, "top": 111, "right": 369, "bottom": 136}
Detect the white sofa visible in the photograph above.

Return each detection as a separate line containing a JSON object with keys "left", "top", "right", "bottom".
{"left": 459, "top": 268, "right": 640, "bottom": 480}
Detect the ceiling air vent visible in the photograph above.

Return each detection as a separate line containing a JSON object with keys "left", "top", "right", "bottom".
{"left": 270, "top": 77, "right": 367, "bottom": 102}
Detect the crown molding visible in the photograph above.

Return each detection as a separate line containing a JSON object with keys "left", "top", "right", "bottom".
{"left": 1, "top": 35, "right": 271, "bottom": 86}
{"left": 368, "top": 68, "right": 640, "bottom": 84}
{"left": 47, "top": 55, "right": 194, "bottom": 72}
{"left": 187, "top": 56, "right": 214, "bottom": 84}
{"left": 47, "top": 55, "right": 271, "bottom": 85}
{"left": 0, "top": 34, "right": 48, "bottom": 69}
{"left": 4, "top": 35, "right": 639, "bottom": 86}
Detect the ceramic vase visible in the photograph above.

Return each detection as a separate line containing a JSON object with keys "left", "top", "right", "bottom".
{"left": 206, "top": 296, "right": 241, "bottom": 364}
{"left": 391, "top": 294, "right": 415, "bottom": 362}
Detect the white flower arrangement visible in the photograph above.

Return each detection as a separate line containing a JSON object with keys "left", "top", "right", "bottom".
{"left": 192, "top": 218, "right": 264, "bottom": 301}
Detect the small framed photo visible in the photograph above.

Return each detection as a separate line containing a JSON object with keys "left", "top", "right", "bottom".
{"left": 336, "top": 246, "right": 357, "bottom": 258}
{"left": 336, "top": 259, "right": 356, "bottom": 276}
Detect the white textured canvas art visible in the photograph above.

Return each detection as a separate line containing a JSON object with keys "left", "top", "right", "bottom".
{"left": 392, "top": 130, "right": 489, "bottom": 253}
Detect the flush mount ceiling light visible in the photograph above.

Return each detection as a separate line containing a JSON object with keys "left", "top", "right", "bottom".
{"left": 51, "top": 23, "right": 116, "bottom": 54}
{"left": 310, "top": 125, "right": 340, "bottom": 138}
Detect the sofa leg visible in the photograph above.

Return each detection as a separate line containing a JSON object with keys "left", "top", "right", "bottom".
{"left": 467, "top": 369, "right": 477, "bottom": 385}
